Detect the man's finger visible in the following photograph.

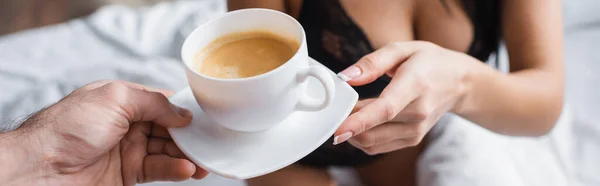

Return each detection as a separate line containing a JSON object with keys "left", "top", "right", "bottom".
{"left": 117, "top": 81, "right": 174, "bottom": 97}
{"left": 337, "top": 41, "right": 426, "bottom": 86}
{"left": 97, "top": 82, "right": 192, "bottom": 128}
{"left": 126, "top": 86, "right": 193, "bottom": 127}
{"left": 146, "top": 138, "right": 208, "bottom": 180}
{"left": 73, "top": 80, "right": 116, "bottom": 94}
{"left": 151, "top": 125, "right": 172, "bottom": 139}
{"left": 141, "top": 155, "right": 199, "bottom": 183}
{"left": 76, "top": 80, "right": 174, "bottom": 97}
{"left": 192, "top": 168, "right": 210, "bottom": 180}
{"left": 147, "top": 138, "right": 185, "bottom": 157}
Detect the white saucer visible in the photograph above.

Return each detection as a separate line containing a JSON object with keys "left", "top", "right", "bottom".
{"left": 168, "top": 58, "right": 358, "bottom": 180}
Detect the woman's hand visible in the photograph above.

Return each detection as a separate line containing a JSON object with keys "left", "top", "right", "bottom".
{"left": 333, "top": 41, "right": 477, "bottom": 155}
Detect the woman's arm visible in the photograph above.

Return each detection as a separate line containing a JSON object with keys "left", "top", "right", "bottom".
{"left": 453, "top": 0, "right": 564, "bottom": 136}
{"left": 333, "top": 1, "right": 563, "bottom": 150}
{"left": 330, "top": 0, "right": 563, "bottom": 152}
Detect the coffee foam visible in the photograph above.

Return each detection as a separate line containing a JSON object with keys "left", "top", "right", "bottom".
{"left": 194, "top": 30, "right": 299, "bottom": 67}
{"left": 193, "top": 30, "right": 300, "bottom": 79}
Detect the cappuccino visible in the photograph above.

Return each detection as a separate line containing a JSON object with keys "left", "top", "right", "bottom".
{"left": 195, "top": 31, "right": 300, "bottom": 79}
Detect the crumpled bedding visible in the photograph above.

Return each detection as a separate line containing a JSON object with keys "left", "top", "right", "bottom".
{"left": 1, "top": 0, "right": 597, "bottom": 186}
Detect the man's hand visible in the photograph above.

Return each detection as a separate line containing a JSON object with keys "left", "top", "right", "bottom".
{"left": 0, "top": 80, "right": 208, "bottom": 186}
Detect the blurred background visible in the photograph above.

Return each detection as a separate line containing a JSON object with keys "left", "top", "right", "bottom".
{"left": 0, "top": 0, "right": 599, "bottom": 186}
{"left": 0, "top": 0, "right": 173, "bottom": 36}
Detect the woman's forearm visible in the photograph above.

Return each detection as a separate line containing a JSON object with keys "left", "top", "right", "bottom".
{"left": 452, "top": 56, "right": 564, "bottom": 136}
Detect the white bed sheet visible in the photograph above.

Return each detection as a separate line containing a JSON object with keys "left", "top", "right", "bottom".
{"left": 0, "top": 0, "right": 597, "bottom": 186}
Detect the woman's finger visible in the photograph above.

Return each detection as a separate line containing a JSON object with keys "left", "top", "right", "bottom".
{"left": 334, "top": 99, "right": 407, "bottom": 145}
{"left": 354, "top": 138, "right": 422, "bottom": 155}
{"left": 352, "top": 99, "right": 376, "bottom": 114}
{"left": 390, "top": 98, "right": 432, "bottom": 123}
{"left": 347, "top": 122, "right": 419, "bottom": 148}
{"left": 331, "top": 98, "right": 375, "bottom": 145}
{"left": 337, "top": 41, "right": 429, "bottom": 86}
{"left": 334, "top": 70, "right": 419, "bottom": 144}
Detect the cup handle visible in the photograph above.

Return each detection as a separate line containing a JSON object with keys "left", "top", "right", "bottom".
{"left": 296, "top": 65, "right": 336, "bottom": 111}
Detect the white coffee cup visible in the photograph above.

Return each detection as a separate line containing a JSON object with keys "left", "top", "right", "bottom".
{"left": 181, "top": 9, "right": 336, "bottom": 132}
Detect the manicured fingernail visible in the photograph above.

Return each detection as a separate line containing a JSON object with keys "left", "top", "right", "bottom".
{"left": 177, "top": 107, "right": 193, "bottom": 118}
{"left": 337, "top": 66, "right": 361, "bottom": 81}
{"left": 333, "top": 131, "right": 353, "bottom": 145}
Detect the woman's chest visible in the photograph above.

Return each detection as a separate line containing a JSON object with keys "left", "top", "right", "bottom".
{"left": 345, "top": 0, "right": 474, "bottom": 52}
{"left": 294, "top": 0, "right": 475, "bottom": 53}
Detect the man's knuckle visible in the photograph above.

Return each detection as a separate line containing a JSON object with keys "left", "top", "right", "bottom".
{"left": 92, "top": 82, "right": 135, "bottom": 119}
{"left": 104, "top": 83, "right": 129, "bottom": 101}
{"left": 82, "top": 80, "right": 105, "bottom": 89}
{"left": 105, "top": 81, "right": 127, "bottom": 90}
{"left": 147, "top": 91, "right": 168, "bottom": 102}
{"left": 73, "top": 80, "right": 109, "bottom": 95}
